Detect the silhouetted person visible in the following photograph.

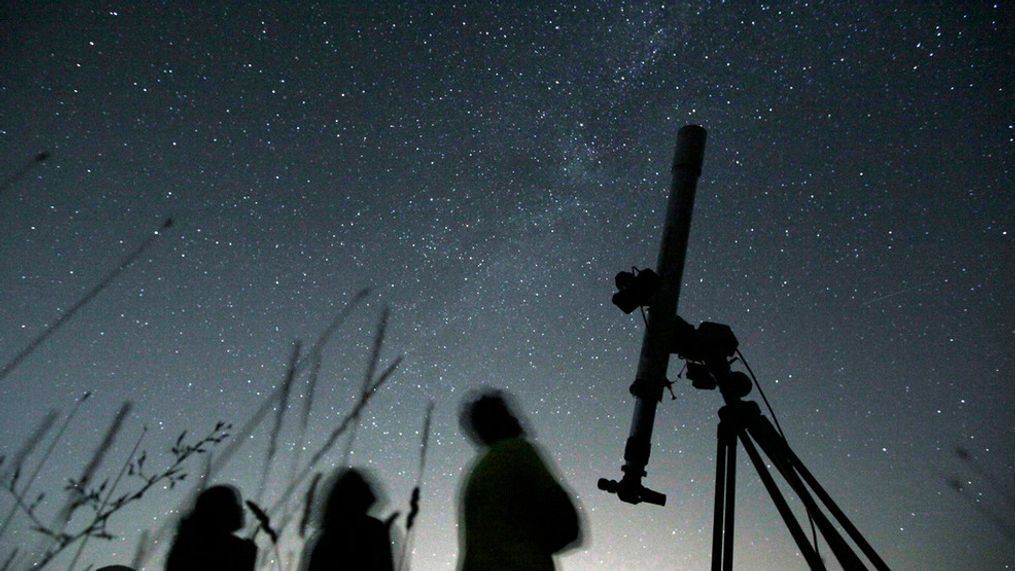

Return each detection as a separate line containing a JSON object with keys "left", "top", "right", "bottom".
{"left": 458, "top": 390, "right": 582, "bottom": 571}
{"left": 165, "top": 485, "right": 257, "bottom": 571}
{"left": 301, "top": 467, "right": 395, "bottom": 571}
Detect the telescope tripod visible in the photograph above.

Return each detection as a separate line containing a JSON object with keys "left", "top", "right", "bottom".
{"left": 710, "top": 398, "right": 890, "bottom": 571}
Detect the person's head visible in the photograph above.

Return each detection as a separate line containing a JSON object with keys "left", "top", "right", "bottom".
{"left": 184, "top": 484, "right": 245, "bottom": 533}
{"left": 460, "top": 389, "right": 525, "bottom": 446}
{"left": 321, "top": 468, "right": 378, "bottom": 527}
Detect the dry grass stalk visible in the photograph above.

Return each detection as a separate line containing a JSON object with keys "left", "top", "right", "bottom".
{"left": 0, "top": 219, "right": 174, "bottom": 384}
{"left": 0, "top": 150, "right": 49, "bottom": 197}
{"left": 397, "top": 401, "right": 435, "bottom": 571}
{"left": 0, "top": 392, "right": 91, "bottom": 543}
{"left": 280, "top": 347, "right": 322, "bottom": 548}
{"left": 248, "top": 499, "right": 284, "bottom": 571}
{"left": 0, "top": 407, "right": 61, "bottom": 548}
{"left": 66, "top": 425, "right": 147, "bottom": 570}
{"left": 9, "top": 419, "right": 230, "bottom": 569}
{"left": 206, "top": 290, "right": 369, "bottom": 483}
{"left": 3, "top": 409, "right": 59, "bottom": 483}
{"left": 341, "top": 307, "right": 389, "bottom": 467}
{"left": 258, "top": 340, "right": 302, "bottom": 502}
{"left": 267, "top": 354, "right": 401, "bottom": 522}
{"left": 135, "top": 291, "right": 370, "bottom": 567}
{"left": 252, "top": 346, "right": 400, "bottom": 571}
{"left": 0, "top": 548, "right": 16, "bottom": 571}
{"left": 129, "top": 530, "right": 149, "bottom": 569}
{"left": 22, "top": 392, "right": 91, "bottom": 495}
{"left": 299, "top": 472, "right": 322, "bottom": 538}
{"left": 62, "top": 402, "right": 133, "bottom": 524}
{"left": 299, "top": 289, "right": 370, "bottom": 369}
{"left": 292, "top": 351, "right": 322, "bottom": 481}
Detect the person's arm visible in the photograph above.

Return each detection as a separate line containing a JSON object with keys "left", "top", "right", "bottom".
{"left": 377, "top": 518, "right": 397, "bottom": 571}
{"left": 238, "top": 537, "right": 258, "bottom": 571}
{"left": 523, "top": 444, "right": 582, "bottom": 553}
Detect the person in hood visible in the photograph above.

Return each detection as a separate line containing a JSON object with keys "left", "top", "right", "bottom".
{"left": 301, "top": 467, "right": 395, "bottom": 571}
{"left": 166, "top": 484, "right": 256, "bottom": 571}
{"left": 457, "top": 389, "right": 583, "bottom": 571}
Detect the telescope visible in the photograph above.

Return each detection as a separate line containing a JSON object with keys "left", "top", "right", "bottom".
{"left": 597, "top": 125, "right": 707, "bottom": 507}
{"left": 598, "top": 127, "right": 889, "bottom": 570}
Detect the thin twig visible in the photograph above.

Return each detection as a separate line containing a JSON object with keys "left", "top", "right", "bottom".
{"left": 0, "top": 392, "right": 91, "bottom": 548}
{"left": 1, "top": 480, "right": 50, "bottom": 532}
{"left": 57, "top": 402, "right": 133, "bottom": 532}
{"left": 23, "top": 421, "right": 229, "bottom": 570}
{"left": 67, "top": 425, "right": 147, "bottom": 571}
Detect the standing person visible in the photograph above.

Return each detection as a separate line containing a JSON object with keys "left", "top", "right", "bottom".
{"left": 458, "top": 389, "right": 583, "bottom": 571}
{"left": 301, "top": 467, "right": 395, "bottom": 571}
{"left": 165, "top": 484, "right": 257, "bottom": 571}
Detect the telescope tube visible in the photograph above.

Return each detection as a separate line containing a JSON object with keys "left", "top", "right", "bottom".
{"left": 599, "top": 125, "right": 707, "bottom": 505}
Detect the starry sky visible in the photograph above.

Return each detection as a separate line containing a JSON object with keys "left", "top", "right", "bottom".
{"left": 0, "top": 2, "right": 1011, "bottom": 569}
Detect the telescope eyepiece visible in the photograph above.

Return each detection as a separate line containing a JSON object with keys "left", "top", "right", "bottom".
{"left": 598, "top": 477, "right": 666, "bottom": 506}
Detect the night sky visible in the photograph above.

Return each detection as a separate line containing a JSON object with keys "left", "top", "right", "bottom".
{"left": 1, "top": 2, "right": 1011, "bottom": 570}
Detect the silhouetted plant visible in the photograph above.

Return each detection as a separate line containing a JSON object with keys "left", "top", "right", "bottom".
{"left": 252, "top": 306, "right": 400, "bottom": 571}
{"left": 0, "top": 218, "right": 174, "bottom": 384}
{"left": 299, "top": 472, "right": 322, "bottom": 539}
{"left": 0, "top": 392, "right": 91, "bottom": 544}
{"left": 121, "top": 292, "right": 397, "bottom": 571}
{"left": 1, "top": 418, "right": 231, "bottom": 569}
{"left": 0, "top": 547, "right": 17, "bottom": 571}
{"left": 247, "top": 499, "right": 283, "bottom": 571}
{"left": 258, "top": 340, "right": 302, "bottom": 503}
{"left": 398, "top": 401, "right": 434, "bottom": 571}
{"left": 946, "top": 447, "right": 1015, "bottom": 539}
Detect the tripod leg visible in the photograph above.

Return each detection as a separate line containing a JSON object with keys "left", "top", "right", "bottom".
{"left": 737, "top": 432, "right": 827, "bottom": 570}
{"left": 712, "top": 422, "right": 729, "bottom": 571}
{"left": 712, "top": 420, "right": 738, "bottom": 571}
{"left": 721, "top": 425, "right": 736, "bottom": 571}
{"left": 749, "top": 419, "right": 867, "bottom": 570}
{"left": 776, "top": 428, "right": 891, "bottom": 571}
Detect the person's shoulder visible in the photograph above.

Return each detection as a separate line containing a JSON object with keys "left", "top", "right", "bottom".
{"left": 224, "top": 533, "right": 257, "bottom": 556}
{"left": 470, "top": 437, "right": 542, "bottom": 474}
{"left": 363, "top": 514, "right": 390, "bottom": 533}
{"left": 495, "top": 436, "right": 545, "bottom": 462}
{"left": 489, "top": 435, "right": 534, "bottom": 454}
